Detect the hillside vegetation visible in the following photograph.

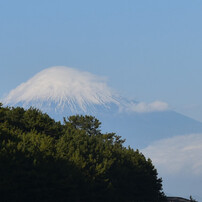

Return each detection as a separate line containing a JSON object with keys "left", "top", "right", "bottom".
{"left": 0, "top": 103, "right": 166, "bottom": 201}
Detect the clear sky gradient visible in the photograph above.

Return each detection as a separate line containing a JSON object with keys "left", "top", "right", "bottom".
{"left": 1, "top": 0, "right": 202, "bottom": 121}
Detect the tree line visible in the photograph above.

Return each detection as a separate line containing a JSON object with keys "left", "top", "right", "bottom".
{"left": 0, "top": 103, "right": 166, "bottom": 201}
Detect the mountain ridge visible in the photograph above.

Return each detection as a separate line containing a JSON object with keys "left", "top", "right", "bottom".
{"left": 2, "top": 66, "right": 202, "bottom": 150}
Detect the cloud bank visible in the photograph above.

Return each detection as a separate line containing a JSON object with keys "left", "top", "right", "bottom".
{"left": 142, "top": 134, "right": 202, "bottom": 199}
{"left": 124, "top": 101, "right": 169, "bottom": 113}
{"left": 142, "top": 134, "right": 202, "bottom": 175}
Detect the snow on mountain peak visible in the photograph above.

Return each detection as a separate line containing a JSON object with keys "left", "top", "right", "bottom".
{"left": 3, "top": 66, "right": 119, "bottom": 113}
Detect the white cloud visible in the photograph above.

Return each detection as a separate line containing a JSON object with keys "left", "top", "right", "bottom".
{"left": 142, "top": 134, "right": 202, "bottom": 175}
{"left": 2, "top": 66, "right": 119, "bottom": 112}
{"left": 124, "top": 101, "right": 169, "bottom": 113}
{"left": 142, "top": 134, "right": 202, "bottom": 199}
{"left": 2, "top": 66, "right": 169, "bottom": 114}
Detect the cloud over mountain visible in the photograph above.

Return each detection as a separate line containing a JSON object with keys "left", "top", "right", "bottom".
{"left": 2, "top": 66, "right": 168, "bottom": 114}
{"left": 124, "top": 101, "right": 169, "bottom": 113}
{"left": 2, "top": 66, "right": 119, "bottom": 113}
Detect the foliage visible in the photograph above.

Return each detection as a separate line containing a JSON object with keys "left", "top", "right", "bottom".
{"left": 0, "top": 103, "right": 166, "bottom": 201}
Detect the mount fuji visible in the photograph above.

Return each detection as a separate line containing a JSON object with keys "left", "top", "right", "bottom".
{"left": 2, "top": 66, "right": 202, "bottom": 149}
{"left": 2, "top": 66, "right": 202, "bottom": 199}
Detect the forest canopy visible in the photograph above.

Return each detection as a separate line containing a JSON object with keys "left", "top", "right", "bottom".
{"left": 0, "top": 103, "right": 166, "bottom": 201}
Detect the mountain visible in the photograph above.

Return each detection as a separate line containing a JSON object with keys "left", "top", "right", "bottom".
{"left": 2, "top": 66, "right": 202, "bottom": 149}
{"left": 98, "top": 110, "right": 202, "bottom": 149}
{"left": 2, "top": 66, "right": 120, "bottom": 114}
{"left": 2, "top": 66, "right": 202, "bottom": 199}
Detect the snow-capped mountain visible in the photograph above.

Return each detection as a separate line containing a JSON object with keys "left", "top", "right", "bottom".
{"left": 3, "top": 66, "right": 121, "bottom": 114}
{"left": 2, "top": 66, "right": 202, "bottom": 199}
{"left": 2, "top": 66, "right": 202, "bottom": 149}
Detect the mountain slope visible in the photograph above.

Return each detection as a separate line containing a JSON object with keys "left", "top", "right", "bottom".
{"left": 2, "top": 66, "right": 202, "bottom": 149}
{"left": 98, "top": 110, "right": 202, "bottom": 149}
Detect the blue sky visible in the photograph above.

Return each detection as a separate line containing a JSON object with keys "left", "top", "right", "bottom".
{"left": 1, "top": 1, "right": 202, "bottom": 199}
{"left": 1, "top": 0, "right": 202, "bottom": 121}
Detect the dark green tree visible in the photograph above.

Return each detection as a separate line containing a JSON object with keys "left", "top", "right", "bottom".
{"left": 64, "top": 115, "right": 101, "bottom": 136}
{"left": 0, "top": 104, "right": 166, "bottom": 201}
